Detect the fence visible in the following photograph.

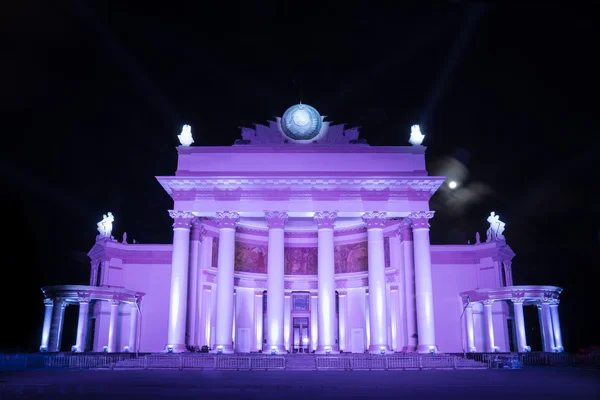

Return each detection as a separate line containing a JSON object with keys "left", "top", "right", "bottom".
{"left": 315, "top": 355, "right": 461, "bottom": 370}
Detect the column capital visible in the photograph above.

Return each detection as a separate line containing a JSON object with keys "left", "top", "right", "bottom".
{"left": 362, "top": 211, "right": 388, "bottom": 229}
{"left": 168, "top": 210, "right": 195, "bottom": 229}
{"left": 110, "top": 296, "right": 122, "bottom": 306}
{"left": 548, "top": 299, "right": 560, "bottom": 306}
{"left": 408, "top": 211, "right": 435, "bottom": 230}
{"left": 482, "top": 299, "right": 494, "bottom": 306}
{"left": 314, "top": 211, "right": 337, "bottom": 229}
{"left": 511, "top": 297, "right": 525, "bottom": 304}
{"left": 191, "top": 218, "right": 206, "bottom": 241}
{"left": 264, "top": 211, "right": 288, "bottom": 229}
{"left": 43, "top": 298, "right": 53, "bottom": 306}
{"left": 398, "top": 219, "right": 413, "bottom": 241}
{"left": 215, "top": 211, "right": 240, "bottom": 229}
{"left": 77, "top": 293, "right": 91, "bottom": 304}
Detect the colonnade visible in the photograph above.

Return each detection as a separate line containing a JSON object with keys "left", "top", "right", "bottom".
{"left": 166, "top": 210, "right": 439, "bottom": 354}
{"left": 40, "top": 296, "right": 141, "bottom": 353}
{"left": 463, "top": 298, "right": 563, "bottom": 353}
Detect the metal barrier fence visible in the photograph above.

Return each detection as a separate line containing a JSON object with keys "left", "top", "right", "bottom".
{"left": 316, "top": 355, "right": 461, "bottom": 370}
{"left": 0, "top": 353, "right": 135, "bottom": 370}
{"left": 464, "top": 352, "right": 600, "bottom": 369}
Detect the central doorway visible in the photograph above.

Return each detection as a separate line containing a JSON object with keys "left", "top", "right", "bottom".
{"left": 292, "top": 317, "right": 310, "bottom": 353}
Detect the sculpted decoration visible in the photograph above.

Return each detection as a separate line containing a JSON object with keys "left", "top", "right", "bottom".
{"left": 314, "top": 211, "right": 337, "bottom": 229}
{"left": 408, "top": 211, "right": 435, "bottom": 230}
{"left": 362, "top": 211, "right": 387, "bottom": 229}
{"left": 168, "top": 210, "right": 194, "bottom": 229}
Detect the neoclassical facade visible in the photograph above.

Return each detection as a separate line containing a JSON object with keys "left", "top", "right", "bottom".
{"left": 39, "top": 104, "right": 563, "bottom": 354}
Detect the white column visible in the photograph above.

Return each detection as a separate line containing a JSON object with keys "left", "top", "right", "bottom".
{"left": 389, "top": 231, "right": 406, "bottom": 351}
{"left": 400, "top": 220, "right": 417, "bottom": 352}
{"left": 465, "top": 304, "right": 476, "bottom": 352}
{"left": 166, "top": 210, "right": 194, "bottom": 353}
{"left": 512, "top": 298, "right": 528, "bottom": 352}
{"left": 48, "top": 300, "right": 67, "bottom": 352}
{"left": 186, "top": 219, "right": 204, "bottom": 348}
{"left": 254, "top": 290, "right": 264, "bottom": 351}
{"left": 389, "top": 286, "right": 401, "bottom": 351}
{"left": 74, "top": 299, "right": 90, "bottom": 352}
{"left": 549, "top": 299, "right": 563, "bottom": 352}
{"left": 338, "top": 290, "right": 347, "bottom": 352}
{"left": 314, "top": 211, "right": 338, "bottom": 353}
{"left": 199, "top": 285, "right": 212, "bottom": 348}
{"left": 40, "top": 299, "right": 54, "bottom": 351}
{"left": 129, "top": 302, "right": 140, "bottom": 352}
{"left": 362, "top": 211, "right": 390, "bottom": 353}
{"left": 107, "top": 300, "right": 120, "bottom": 353}
{"left": 197, "top": 236, "right": 213, "bottom": 347}
{"left": 503, "top": 262, "right": 513, "bottom": 286}
{"left": 214, "top": 211, "right": 239, "bottom": 354}
{"left": 408, "top": 211, "right": 437, "bottom": 353}
{"left": 539, "top": 300, "right": 555, "bottom": 352}
{"left": 310, "top": 293, "right": 318, "bottom": 351}
{"left": 483, "top": 300, "right": 495, "bottom": 352}
{"left": 264, "top": 211, "right": 287, "bottom": 354}
{"left": 284, "top": 294, "right": 291, "bottom": 351}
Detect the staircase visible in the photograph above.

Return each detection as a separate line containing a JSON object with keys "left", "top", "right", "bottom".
{"left": 284, "top": 354, "right": 316, "bottom": 370}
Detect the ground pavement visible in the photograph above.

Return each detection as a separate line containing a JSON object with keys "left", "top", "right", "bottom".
{"left": 0, "top": 367, "right": 598, "bottom": 399}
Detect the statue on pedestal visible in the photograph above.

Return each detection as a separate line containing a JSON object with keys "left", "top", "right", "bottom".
{"left": 96, "top": 212, "right": 115, "bottom": 240}
{"left": 178, "top": 124, "right": 194, "bottom": 146}
{"left": 408, "top": 124, "right": 425, "bottom": 146}
{"left": 122, "top": 232, "right": 128, "bottom": 244}
{"left": 486, "top": 212, "right": 506, "bottom": 242}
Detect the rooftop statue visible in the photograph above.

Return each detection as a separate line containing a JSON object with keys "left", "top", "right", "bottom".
{"left": 96, "top": 212, "right": 115, "bottom": 240}
{"left": 486, "top": 212, "right": 506, "bottom": 242}
{"left": 177, "top": 124, "right": 194, "bottom": 146}
{"left": 408, "top": 124, "right": 425, "bottom": 146}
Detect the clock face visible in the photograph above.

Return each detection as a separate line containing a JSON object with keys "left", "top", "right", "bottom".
{"left": 281, "top": 104, "right": 322, "bottom": 141}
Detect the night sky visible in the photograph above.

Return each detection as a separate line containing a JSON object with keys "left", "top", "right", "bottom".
{"left": 3, "top": 2, "right": 598, "bottom": 353}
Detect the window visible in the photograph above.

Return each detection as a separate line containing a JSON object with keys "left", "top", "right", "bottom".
{"left": 292, "top": 294, "right": 310, "bottom": 311}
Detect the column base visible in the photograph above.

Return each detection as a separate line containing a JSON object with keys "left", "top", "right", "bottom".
{"left": 262, "top": 344, "right": 287, "bottom": 355}
{"left": 165, "top": 343, "right": 187, "bottom": 353}
{"left": 212, "top": 344, "right": 234, "bottom": 354}
{"left": 315, "top": 345, "right": 339, "bottom": 354}
{"left": 368, "top": 344, "right": 391, "bottom": 354}
{"left": 416, "top": 344, "right": 438, "bottom": 354}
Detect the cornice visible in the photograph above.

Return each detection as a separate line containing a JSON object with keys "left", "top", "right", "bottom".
{"left": 157, "top": 177, "right": 443, "bottom": 197}
{"left": 41, "top": 285, "right": 145, "bottom": 304}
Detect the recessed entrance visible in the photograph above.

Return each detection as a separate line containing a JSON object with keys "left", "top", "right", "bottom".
{"left": 292, "top": 317, "right": 310, "bottom": 353}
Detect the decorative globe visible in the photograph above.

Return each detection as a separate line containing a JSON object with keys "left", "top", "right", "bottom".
{"left": 281, "top": 103, "right": 322, "bottom": 141}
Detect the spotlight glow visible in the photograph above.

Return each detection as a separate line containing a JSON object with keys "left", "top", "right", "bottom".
{"left": 448, "top": 181, "right": 458, "bottom": 189}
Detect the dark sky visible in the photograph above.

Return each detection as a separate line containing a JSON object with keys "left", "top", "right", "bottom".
{"left": 2, "top": 2, "right": 598, "bottom": 352}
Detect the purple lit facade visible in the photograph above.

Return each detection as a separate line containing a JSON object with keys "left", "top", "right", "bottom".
{"left": 39, "top": 105, "right": 563, "bottom": 355}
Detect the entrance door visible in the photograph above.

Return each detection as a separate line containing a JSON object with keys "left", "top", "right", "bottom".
{"left": 292, "top": 317, "right": 310, "bottom": 353}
